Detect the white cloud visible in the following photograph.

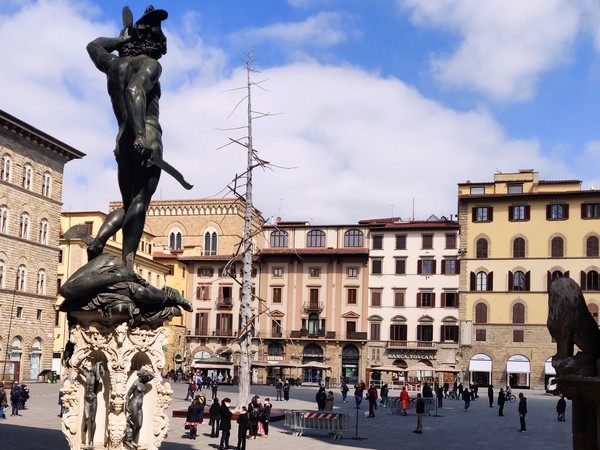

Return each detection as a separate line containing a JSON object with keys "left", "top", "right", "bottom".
{"left": 400, "top": 0, "right": 580, "bottom": 102}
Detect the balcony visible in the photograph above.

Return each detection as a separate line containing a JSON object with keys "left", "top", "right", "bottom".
{"left": 386, "top": 340, "right": 437, "bottom": 350}
{"left": 344, "top": 331, "right": 368, "bottom": 340}
{"left": 302, "top": 301, "right": 324, "bottom": 314}
{"left": 216, "top": 297, "right": 234, "bottom": 310}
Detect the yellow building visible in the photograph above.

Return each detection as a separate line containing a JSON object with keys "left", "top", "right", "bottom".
{"left": 458, "top": 169, "right": 600, "bottom": 389}
{"left": 54, "top": 211, "right": 170, "bottom": 376}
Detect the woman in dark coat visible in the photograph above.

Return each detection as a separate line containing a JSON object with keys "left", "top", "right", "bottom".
{"left": 219, "top": 398, "right": 233, "bottom": 450}
{"left": 186, "top": 398, "right": 203, "bottom": 440}
{"left": 316, "top": 386, "right": 327, "bottom": 411}
{"left": 209, "top": 397, "right": 221, "bottom": 438}
{"left": 247, "top": 395, "right": 263, "bottom": 439}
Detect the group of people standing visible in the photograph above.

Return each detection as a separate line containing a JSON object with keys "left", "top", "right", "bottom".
{"left": 274, "top": 378, "right": 291, "bottom": 401}
{"left": 0, "top": 381, "right": 29, "bottom": 418}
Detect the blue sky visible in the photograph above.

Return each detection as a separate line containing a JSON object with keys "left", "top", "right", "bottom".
{"left": 2, "top": 0, "right": 600, "bottom": 223}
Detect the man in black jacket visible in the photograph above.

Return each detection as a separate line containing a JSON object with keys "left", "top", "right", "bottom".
{"left": 413, "top": 393, "right": 425, "bottom": 434}
{"left": 518, "top": 393, "right": 528, "bottom": 432}
{"left": 219, "top": 398, "right": 233, "bottom": 450}
{"left": 498, "top": 388, "right": 506, "bottom": 416}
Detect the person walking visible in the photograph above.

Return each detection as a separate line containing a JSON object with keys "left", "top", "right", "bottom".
{"left": 380, "top": 384, "right": 389, "bottom": 407}
{"left": 316, "top": 386, "right": 327, "bottom": 411}
{"left": 236, "top": 406, "right": 249, "bottom": 450}
{"left": 556, "top": 394, "right": 566, "bottom": 421}
{"left": 518, "top": 393, "right": 528, "bottom": 432}
{"left": 498, "top": 387, "right": 506, "bottom": 416}
{"left": 219, "top": 398, "right": 233, "bottom": 450}
{"left": 354, "top": 380, "right": 366, "bottom": 407}
{"left": 488, "top": 384, "right": 494, "bottom": 408}
{"left": 340, "top": 380, "right": 349, "bottom": 403}
{"left": 185, "top": 397, "right": 203, "bottom": 440}
{"left": 458, "top": 383, "right": 464, "bottom": 400}
{"left": 261, "top": 398, "right": 272, "bottom": 437}
{"left": 367, "top": 383, "right": 378, "bottom": 417}
{"left": 400, "top": 386, "right": 410, "bottom": 416}
{"left": 463, "top": 387, "right": 471, "bottom": 412}
{"left": 185, "top": 377, "right": 196, "bottom": 400}
{"left": 413, "top": 393, "right": 424, "bottom": 434}
{"left": 209, "top": 397, "right": 221, "bottom": 438}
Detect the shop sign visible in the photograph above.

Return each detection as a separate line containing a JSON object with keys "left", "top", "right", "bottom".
{"left": 387, "top": 353, "right": 436, "bottom": 360}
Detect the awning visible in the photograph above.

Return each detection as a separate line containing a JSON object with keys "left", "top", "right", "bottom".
{"left": 545, "top": 359, "right": 556, "bottom": 375}
{"left": 469, "top": 360, "right": 492, "bottom": 372}
{"left": 507, "top": 360, "right": 530, "bottom": 373}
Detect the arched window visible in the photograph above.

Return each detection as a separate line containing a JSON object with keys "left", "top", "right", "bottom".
{"left": 587, "top": 271, "right": 600, "bottom": 291}
{"left": 512, "top": 271, "right": 526, "bottom": 291}
{"left": 37, "top": 269, "right": 45, "bottom": 295}
{"left": 0, "top": 261, "right": 4, "bottom": 288}
{"left": 476, "top": 238, "right": 488, "bottom": 258}
{"left": 476, "top": 271, "right": 488, "bottom": 291}
{"left": 512, "top": 303, "right": 525, "bottom": 324}
{"left": 475, "top": 303, "right": 488, "bottom": 324}
{"left": 1, "top": 154, "right": 11, "bottom": 182}
{"left": 344, "top": 229, "right": 364, "bottom": 247}
{"left": 513, "top": 238, "right": 525, "bottom": 258}
{"left": 0, "top": 205, "right": 7, "bottom": 234}
{"left": 204, "top": 230, "right": 217, "bottom": 255}
{"left": 20, "top": 212, "right": 29, "bottom": 239}
{"left": 551, "top": 237, "right": 564, "bottom": 257}
{"left": 42, "top": 172, "right": 52, "bottom": 197}
{"left": 169, "top": 228, "right": 182, "bottom": 250}
{"left": 307, "top": 230, "right": 325, "bottom": 247}
{"left": 270, "top": 230, "right": 288, "bottom": 248}
{"left": 587, "top": 236, "right": 599, "bottom": 257}
{"left": 22, "top": 163, "right": 33, "bottom": 190}
{"left": 267, "top": 341, "right": 284, "bottom": 357}
{"left": 39, "top": 219, "right": 49, "bottom": 245}
{"left": 17, "top": 265, "right": 26, "bottom": 291}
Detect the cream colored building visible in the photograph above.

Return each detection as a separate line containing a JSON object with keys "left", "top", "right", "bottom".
{"left": 363, "top": 216, "right": 460, "bottom": 385}
{"left": 0, "top": 109, "right": 83, "bottom": 381}
{"left": 458, "top": 169, "right": 600, "bottom": 389}
{"left": 254, "top": 221, "right": 370, "bottom": 385}
{"left": 54, "top": 211, "right": 170, "bottom": 376}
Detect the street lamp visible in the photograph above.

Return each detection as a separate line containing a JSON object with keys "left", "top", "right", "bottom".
{"left": 2, "top": 273, "right": 18, "bottom": 381}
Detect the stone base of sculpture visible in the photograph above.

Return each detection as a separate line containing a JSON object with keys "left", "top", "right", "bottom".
{"left": 61, "top": 322, "right": 172, "bottom": 450}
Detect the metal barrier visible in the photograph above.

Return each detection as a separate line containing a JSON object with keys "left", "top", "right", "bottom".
{"left": 284, "top": 410, "right": 349, "bottom": 439}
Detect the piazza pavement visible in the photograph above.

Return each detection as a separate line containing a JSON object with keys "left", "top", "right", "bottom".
{"left": 0, "top": 380, "right": 573, "bottom": 449}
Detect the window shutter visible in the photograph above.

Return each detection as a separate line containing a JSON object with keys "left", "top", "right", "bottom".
{"left": 432, "top": 260, "right": 437, "bottom": 274}
{"left": 417, "top": 259, "right": 422, "bottom": 274}
{"left": 472, "top": 208, "right": 477, "bottom": 222}
{"left": 508, "top": 271, "right": 514, "bottom": 290}
{"left": 417, "top": 293, "right": 422, "bottom": 307}
{"left": 455, "top": 294, "right": 460, "bottom": 308}
{"left": 546, "top": 204, "right": 551, "bottom": 219}
{"left": 582, "top": 204, "right": 586, "bottom": 219}
{"left": 470, "top": 272, "right": 476, "bottom": 290}
{"left": 508, "top": 206, "right": 514, "bottom": 221}
{"left": 431, "top": 293, "right": 436, "bottom": 307}
{"left": 488, "top": 272, "right": 494, "bottom": 291}
{"left": 441, "top": 259, "right": 446, "bottom": 274}
{"left": 441, "top": 292, "right": 446, "bottom": 306}
{"left": 525, "top": 205, "right": 530, "bottom": 220}
{"left": 564, "top": 204, "right": 569, "bottom": 219}
{"left": 525, "top": 271, "right": 530, "bottom": 291}
{"left": 581, "top": 271, "right": 587, "bottom": 290}
{"left": 456, "top": 262, "right": 461, "bottom": 275}
{"left": 488, "top": 207, "right": 493, "bottom": 221}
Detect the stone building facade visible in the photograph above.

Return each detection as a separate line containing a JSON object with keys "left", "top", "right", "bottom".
{"left": 0, "top": 109, "right": 83, "bottom": 381}
{"left": 458, "top": 170, "right": 600, "bottom": 389}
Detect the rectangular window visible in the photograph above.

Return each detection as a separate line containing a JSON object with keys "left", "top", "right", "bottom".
{"left": 395, "top": 234, "right": 407, "bottom": 250}
{"left": 371, "top": 291, "right": 382, "bottom": 307}
{"left": 272, "top": 320, "right": 282, "bottom": 337}
{"left": 445, "top": 234, "right": 457, "bottom": 249}
{"left": 475, "top": 329, "right": 487, "bottom": 341}
{"left": 507, "top": 184, "right": 523, "bottom": 194}
{"left": 390, "top": 324, "right": 407, "bottom": 341}
{"left": 443, "top": 259, "right": 458, "bottom": 274}
{"left": 509, "top": 205, "right": 530, "bottom": 221}
{"left": 419, "top": 259, "right": 434, "bottom": 274}
{"left": 443, "top": 292, "right": 458, "bottom": 308}
{"left": 273, "top": 267, "right": 283, "bottom": 277}
{"left": 347, "top": 267, "right": 358, "bottom": 277}
{"left": 422, "top": 234, "right": 433, "bottom": 249}
{"left": 394, "top": 291, "right": 405, "bottom": 307}
{"left": 372, "top": 259, "right": 382, "bottom": 275}
{"left": 309, "top": 288, "right": 320, "bottom": 309}
{"left": 372, "top": 235, "right": 383, "bottom": 250}
{"left": 513, "top": 329, "right": 524, "bottom": 342}
{"left": 441, "top": 325, "right": 459, "bottom": 342}
{"left": 55, "top": 309, "right": 60, "bottom": 326}
{"left": 470, "top": 187, "right": 485, "bottom": 195}
{"left": 309, "top": 267, "right": 321, "bottom": 277}
{"left": 370, "top": 322, "right": 381, "bottom": 341}
{"left": 419, "top": 292, "right": 434, "bottom": 307}
{"left": 197, "top": 284, "right": 211, "bottom": 300}
{"left": 36, "top": 309, "right": 42, "bottom": 320}
{"left": 547, "top": 203, "right": 569, "bottom": 220}
{"left": 473, "top": 206, "right": 492, "bottom": 222}
{"left": 395, "top": 259, "right": 406, "bottom": 274}
{"left": 347, "top": 288, "right": 357, "bottom": 305}
{"left": 417, "top": 324, "right": 433, "bottom": 342}
{"left": 272, "top": 287, "right": 282, "bottom": 303}
{"left": 198, "top": 267, "right": 214, "bottom": 277}
{"left": 582, "top": 203, "right": 600, "bottom": 219}
{"left": 16, "top": 306, "right": 23, "bottom": 318}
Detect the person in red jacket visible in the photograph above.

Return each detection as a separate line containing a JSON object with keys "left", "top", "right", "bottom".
{"left": 400, "top": 386, "right": 410, "bottom": 416}
{"left": 367, "top": 383, "right": 378, "bottom": 417}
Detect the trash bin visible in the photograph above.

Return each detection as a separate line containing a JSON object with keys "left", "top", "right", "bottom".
{"left": 49, "top": 371, "right": 57, "bottom": 383}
